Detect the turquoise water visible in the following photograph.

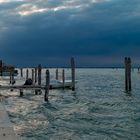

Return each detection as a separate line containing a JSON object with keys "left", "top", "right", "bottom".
{"left": 1, "top": 68, "right": 140, "bottom": 140}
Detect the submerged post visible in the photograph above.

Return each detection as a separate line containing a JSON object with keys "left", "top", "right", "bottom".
{"left": 38, "top": 64, "right": 42, "bottom": 85}
{"left": 125, "top": 57, "right": 132, "bottom": 92}
{"left": 20, "top": 68, "right": 23, "bottom": 77}
{"left": 35, "top": 65, "right": 42, "bottom": 95}
{"left": 32, "top": 69, "right": 34, "bottom": 84}
{"left": 62, "top": 69, "right": 65, "bottom": 89}
{"left": 9, "top": 70, "right": 14, "bottom": 85}
{"left": 26, "top": 69, "right": 29, "bottom": 80}
{"left": 35, "top": 67, "right": 37, "bottom": 83}
{"left": 128, "top": 57, "right": 131, "bottom": 91}
{"left": 20, "top": 89, "right": 23, "bottom": 97}
{"left": 44, "top": 69, "right": 50, "bottom": 102}
{"left": 56, "top": 69, "right": 58, "bottom": 80}
{"left": 71, "top": 57, "right": 75, "bottom": 91}
{"left": 125, "top": 57, "right": 128, "bottom": 91}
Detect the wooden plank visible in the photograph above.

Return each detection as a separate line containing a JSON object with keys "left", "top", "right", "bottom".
{"left": 0, "top": 85, "right": 71, "bottom": 90}
{"left": 0, "top": 85, "right": 44, "bottom": 90}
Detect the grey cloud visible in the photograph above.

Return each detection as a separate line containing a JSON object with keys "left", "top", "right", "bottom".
{"left": 0, "top": 0, "right": 140, "bottom": 66}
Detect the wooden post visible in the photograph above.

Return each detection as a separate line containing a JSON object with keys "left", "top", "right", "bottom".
{"left": 0, "top": 60, "right": 2, "bottom": 76}
{"left": 56, "top": 69, "right": 58, "bottom": 80}
{"left": 26, "top": 69, "right": 29, "bottom": 80}
{"left": 38, "top": 64, "right": 42, "bottom": 85}
{"left": 20, "top": 68, "right": 23, "bottom": 77}
{"left": 35, "top": 65, "right": 42, "bottom": 95}
{"left": 32, "top": 69, "right": 34, "bottom": 84}
{"left": 62, "top": 69, "right": 65, "bottom": 89}
{"left": 71, "top": 57, "right": 75, "bottom": 91}
{"left": 20, "top": 89, "right": 23, "bottom": 97}
{"left": 125, "top": 57, "right": 128, "bottom": 91}
{"left": 128, "top": 57, "right": 131, "bottom": 91}
{"left": 44, "top": 69, "right": 50, "bottom": 102}
{"left": 35, "top": 67, "right": 37, "bottom": 83}
{"left": 125, "top": 57, "right": 132, "bottom": 92}
{"left": 10, "top": 71, "right": 12, "bottom": 84}
{"left": 9, "top": 70, "right": 14, "bottom": 85}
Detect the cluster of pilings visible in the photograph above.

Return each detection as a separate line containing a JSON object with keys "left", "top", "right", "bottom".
{"left": 6, "top": 57, "right": 76, "bottom": 102}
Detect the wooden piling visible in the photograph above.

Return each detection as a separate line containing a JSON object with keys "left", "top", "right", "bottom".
{"left": 9, "top": 72, "right": 12, "bottom": 84}
{"left": 128, "top": 57, "right": 131, "bottom": 91}
{"left": 26, "top": 69, "right": 29, "bottom": 80}
{"left": 35, "top": 65, "right": 42, "bottom": 95}
{"left": 125, "top": 57, "right": 128, "bottom": 91}
{"left": 62, "top": 69, "right": 65, "bottom": 89}
{"left": 125, "top": 57, "right": 132, "bottom": 92}
{"left": 9, "top": 70, "right": 14, "bottom": 85}
{"left": 20, "top": 68, "right": 23, "bottom": 77}
{"left": 32, "top": 69, "right": 34, "bottom": 84}
{"left": 20, "top": 89, "right": 23, "bottom": 96}
{"left": 71, "top": 57, "right": 75, "bottom": 91}
{"left": 44, "top": 69, "right": 50, "bottom": 102}
{"left": 35, "top": 67, "right": 37, "bottom": 83}
{"left": 56, "top": 69, "right": 58, "bottom": 80}
{"left": 38, "top": 64, "right": 42, "bottom": 85}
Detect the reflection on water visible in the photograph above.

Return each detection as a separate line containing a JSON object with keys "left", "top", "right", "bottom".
{"left": 0, "top": 68, "right": 140, "bottom": 140}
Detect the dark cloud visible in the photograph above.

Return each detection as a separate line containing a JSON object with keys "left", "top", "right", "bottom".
{"left": 0, "top": 0, "right": 140, "bottom": 67}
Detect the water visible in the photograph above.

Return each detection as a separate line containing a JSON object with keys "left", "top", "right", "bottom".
{"left": 1, "top": 68, "right": 140, "bottom": 140}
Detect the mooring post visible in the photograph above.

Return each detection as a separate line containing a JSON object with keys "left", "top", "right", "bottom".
{"left": 44, "top": 69, "right": 50, "bottom": 102}
{"left": 62, "top": 69, "right": 65, "bottom": 89}
{"left": 125, "top": 57, "right": 132, "bottom": 92}
{"left": 35, "top": 67, "right": 37, "bottom": 83}
{"left": 20, "top": 89, "right": 23, "bottom": 97}
{"left": 125, "top": 57, "right": 128, "bottom": 91}
{"left": 32, "top": 69, "right": 34, "bottom": 84}
{"left": 56, "top": 69, "right": 58, "bottom": 80}
{"left": 35, "top": 65, "right": 42, "bottom": 95}
{"left": 26, "top": 69, "right": 29, "bottom": 80}
{"left": 20, "top": 68, "right": 23, "bottom": 77}
{"left": 71, "top": 57, "right": 75, "bottom": 91}
{"left": 0, "top": 60, "right": 2, "bottom": 76}
{"left": 38, "top": 64, "right": 42, "bottom": 85}
{"left": 9, "top": 71, "right": 12, "bottom": 84}
{"left": 128, "top": 57, "right": 131, "bottom": 91}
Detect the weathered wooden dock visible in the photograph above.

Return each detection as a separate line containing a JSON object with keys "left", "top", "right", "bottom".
{"left": 0, "top": 58, "right": 76, "bottom": 101}
{"left": 0, "top": 102, "right": 19, "bottom": 140}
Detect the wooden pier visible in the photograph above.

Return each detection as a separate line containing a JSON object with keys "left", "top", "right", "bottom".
{"left": 0, "top": 58, "right": 76, "bottom": 101}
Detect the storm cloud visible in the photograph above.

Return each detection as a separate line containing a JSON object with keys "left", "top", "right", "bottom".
{"left": 0, "top": 0, "right": 140, "bottom": 67}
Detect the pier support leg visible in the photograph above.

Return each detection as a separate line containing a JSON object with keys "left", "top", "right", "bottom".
{"left": 32, "top": 69, "right": 34, "bottom": 84}
{"left": 20, "top": 89, "right": 23, "bottom": 97}
{"left": 56, "top": 69, "right": 58, "bottom": 80}
{"left": 44, "top": 69, "right": 50, "bottom": 102}
{"left": 62, "top": 69, "right": 65, "bottom": 89}
{"left": 35, "top": 65, "right": 42, "bottom": 95}
{"left": 26, "top": 69, "right": 29, "bottom": 80}
{"left": 71, "top": 57, "right": 75, "bottom": 91}
{"left": 125, "top": 57, "right": 132, "bottom": 92}
{"left": 20, "top": 68, "right": 23, "bottom": 77}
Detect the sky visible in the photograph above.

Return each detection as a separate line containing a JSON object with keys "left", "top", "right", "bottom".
{"left": 0, "top": 0, "right": 140, "bottom": 67}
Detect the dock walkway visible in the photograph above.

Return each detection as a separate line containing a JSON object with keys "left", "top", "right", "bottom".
{"left": 0, "top": 102, "right": 19, "bottom": 140}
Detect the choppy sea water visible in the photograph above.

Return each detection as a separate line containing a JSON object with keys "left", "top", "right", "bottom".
{"left": 0, "top": 68, "right": 140, "bottom": 140}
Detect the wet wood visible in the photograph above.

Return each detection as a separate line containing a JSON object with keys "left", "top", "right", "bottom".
{"left": 44, "top": 70, "right": 50, "bottom": 102}
{"left": 71, "top": 57, "right": 75, "bottom": 91}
